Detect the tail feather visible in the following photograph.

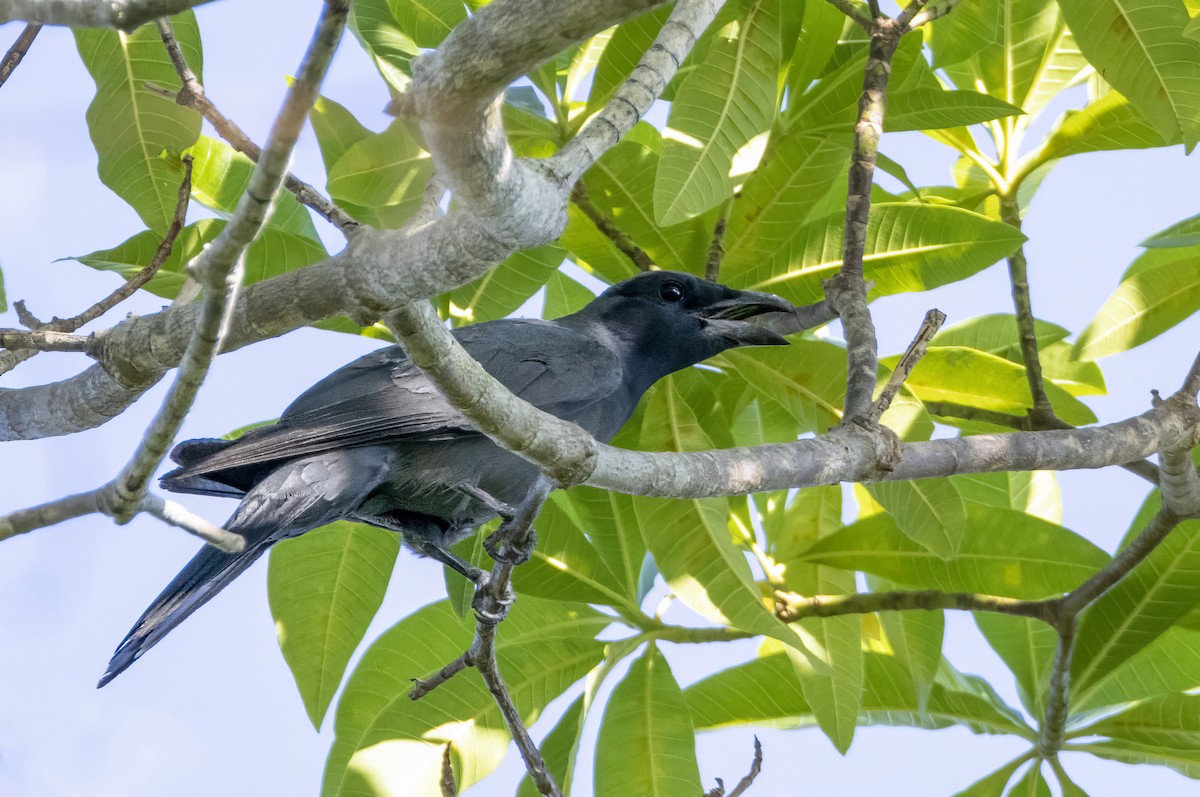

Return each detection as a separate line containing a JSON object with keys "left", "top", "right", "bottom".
{"left": 97, "top": 542, "right": 267, "bottom": 688}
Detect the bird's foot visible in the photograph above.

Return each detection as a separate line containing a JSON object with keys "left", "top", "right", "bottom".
{"left": 472, "top": 578, "right": 515, "bottom": 624}
{"left": 455, "top": 482, "right": 516, "bottom": 521}
{"left": 484, "top": 527, "right": 537, "bottom": 566}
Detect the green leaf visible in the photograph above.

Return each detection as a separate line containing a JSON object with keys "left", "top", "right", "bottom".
{"left": 933, "top": 313, "right": 1069, "bottom": 360}
{"left": 1007, "top": 762, "right": 1052, "bottom": 797}
{"left": 783, "top": 565, "right": 863, "bottom": 753}
{"left": 512, "top": 497, "right": 632, "bottom": 610}
{"left": 1072, "top": 739, "right": 1200, "bottom": 779}
{"left": 186, "top": 136, "right": 320, "bottom": 239}
{"left": 802, "top": 88, "right": 1024, "bottom": 135}
{"left": 1039, "top": 90, "right": 1174, "bottom": 167}
{"left": 326, "top": 120, "right": 433, "bottom": 228}
{"left": 595, "top": 645, "right": 701, "bottom": 797}
{"left": 586, "top": 5, "right": 672, "bottom": 117}
{"left": 866, "top": 478, "right": 968, "bottom": 558}
{"left": 542, "top": 269, "right": 596, "bottom": 319}
{"left": 724, "top": 204, "right": 1027, "bottom": 306}
{"left": 935, "top": 1, "right": 1085, "bottom": 122}
{"left": 350, "top": 0, "right": 420, "bottom": 92}
{"left": 953, "top": 471, "right": 1062, "bottom": 525}
{"left": 798, "top": 506, "right": 1109, "bottom": 600}
{"left": 870, "top": 574, "right": 944, "bottom": 711}
{"left": 768, "top": 484, "right": 842, "bottom": 563}
{"left": 268, "top": 521, "right": 399, "bottom": 729}
{"left": 1143, "top": 211, "right": 1200, "bottom": 248}
{"left": 1072, "top": 492, "right": 1200, "bottom": 699}
{"left": 443, "top": 529, "right": 487, "bottom": 619}
{"left": 1058, "top": 0, "right": 1200, "bottom": 149}
{"left": 950, "top": 757, "right": 1026, "bottom": 797}
{"left": 310, "top": 93, "right": 375, "bottom": 174}
{"left": 892, "top": 346, "right": 1097, "bottom": 426}
{"left": 654, "top": 0, "right": 783, "bottom": 225}
{"left": 323, "top": 598, "right": 606, "bottom": 797}
{"left": 686, "top": 650, "right": 1032, "bottom": 737}
{"left": 722, "top": 132, "right": 851, "bottom": 273}
{"left": 388, "top": 0, "right": 466, "bottom": 47}
{"left": 560, "top": 487, "right": 646, "bottom": 603}
{"left": 447, "top": 245, "right": 564, "bottom": 326}
{"left": 1086, "top": 692, "right": 1200, "bottom": 750}
{"left": 558, "top": 204, "right": 639, "bottom": 285}
{"left": 1074, "top": 246, "right": 1200, "bottom": 360}
{"left": 1079, "top": 626, "right": 1200, "bottom": 710}
{"left": 718, "top": 341, "right": 847, "bottom": 434}
{"left": 785, "top": 0, "right": 844, "bottom": 98}
{"left": 583, "top": 123, "right": 713, "bottom": 271}
{"left": 516, "top": 695, "right": 586, "bottom": 797}
{"left": 975, "top": 613, "right": 1057, "bottom": 717}
{"left": 73, "top": 12, "right": 203, "bottom": 233}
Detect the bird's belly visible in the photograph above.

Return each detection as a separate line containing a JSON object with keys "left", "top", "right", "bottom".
{"left": 356, "top": 438, "right": 540, "bottom": 528}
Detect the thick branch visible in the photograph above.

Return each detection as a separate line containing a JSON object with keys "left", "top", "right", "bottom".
{"left": 0, "top": 21, "right": 39, "bottom": 88}
{"left": 775, "top": 589, "right": 1051, "bottom": 622}
{"left": 0, "top": 0, "right": 215, "bottom": 29}
{"left": 103, "top": 0, "right": 348, "bottom": 521}
{"left": 0, "top": 329, "right": 90, "bottom": 353}
{"left": 1157, "top": 443, "right": 1200, "bottom": 516}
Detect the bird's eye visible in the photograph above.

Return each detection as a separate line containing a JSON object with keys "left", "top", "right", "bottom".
{"left": 659, "top": 282, "right": 685, "bottom": 303}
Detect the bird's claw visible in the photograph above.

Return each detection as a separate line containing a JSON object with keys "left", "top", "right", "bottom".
{"left": 472, "top": 580, "right": 515, "bottom": 623}
{"left": 484, "top": 528, "right": 537, "bottom": 565}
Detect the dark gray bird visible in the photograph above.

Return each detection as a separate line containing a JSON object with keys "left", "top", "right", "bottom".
{"left": 98, "top": 270, "right": 794, "bottom": 687}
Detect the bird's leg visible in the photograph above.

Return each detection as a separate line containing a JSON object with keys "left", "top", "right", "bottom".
{"left": 455, "top": 482, "right": 516, "bottom": 520}
{"left": 406, "top": 535, "right": 491, "bottom": 586}
{"left": 454, "top": 482, "right": 537, "bottom": 565}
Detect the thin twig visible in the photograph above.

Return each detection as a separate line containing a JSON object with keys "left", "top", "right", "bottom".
{"left": 825, "top": 0, "right": 874, "bottom": 30}
{"left": 410, "top": 650, "right": 474, "bottom": 700}
{"left": 705, "top": 197, "right": 734, "bottom": 282}
{"left": 1059, "top": 507, "right": 1183, "bottom": 615}
{"left": 774, "top": 589, "right": 1052, "bottom": 622}
{"left": 102, "top": 0, "right": 350, "bottom": 523}
{"left": 907, "top": 0, "right": 964, "bottom": 28}
{"left": 894, "top": 0, "right": 930, "bottom": 28}
{"left": 0, "top": 489, "right": 101, "bottom": 542}
{"left": 570, "top": 183, "right": 653, "bottom": 271}
{"left": 154, "top": 18, "right": 359, "bottom": 234}
{"left": 998, "top": 195, "right": 1059, "bottom": 427}
{"left": 1037, "top": 616, "right": 1075, "bottom": 757}
{"left": 0, "top": 157, "right": 193, "bottom": 377}
{"left": 0, "top": 21, "right": 40, "bottom": 88}
{"left": 829, "top": 19, "right": 903, "bottom": 420}
{"left": 726, "top": 736, "right": 764, "bottom": 797}
{"left": 440, "top": 744, "right": 458, "bottom": 797}
{"left": 868, "top": 308, "right": 945, "bottom": 423}
{"left": 140, "top": 494, "right": 244, "bottom": 552}
{"left": 866, "top": 0, "right": 882, "bottom": 17}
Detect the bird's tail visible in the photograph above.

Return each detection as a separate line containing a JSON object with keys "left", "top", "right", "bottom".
{"left": 97, "top": 540, "right": 267, "bottom": 688}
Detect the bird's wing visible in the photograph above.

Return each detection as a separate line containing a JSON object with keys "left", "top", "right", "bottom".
{"left": 167, "top": 319, "right": 623, "bottom": 480}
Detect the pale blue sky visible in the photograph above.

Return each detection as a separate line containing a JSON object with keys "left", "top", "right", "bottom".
{"left": 2, "top": 3, "right": 1200, "bottom": 796}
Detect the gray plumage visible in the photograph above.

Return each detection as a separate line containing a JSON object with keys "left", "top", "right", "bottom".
{"left": 99, "top": 271, "right": 794, "bottom": 687}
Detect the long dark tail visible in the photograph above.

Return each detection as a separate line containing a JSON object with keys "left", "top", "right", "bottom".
{"left": 97, "top": 541, "right": 268, "bottom": 687}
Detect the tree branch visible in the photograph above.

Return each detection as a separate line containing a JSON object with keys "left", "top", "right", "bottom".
{"left": 0, "top": 329, "right": 91, "bottom": 353}
{"left": 151, "top": 18, "right": 358, "bottom": 234}
{"left": 1038, "top": 616, "right": 1075, "bottom": 757}
{"left": 102, "top": 0, "right": 348, "bottom": 522}
{"left": 830, "top": 19, "right": 903, "bottom": 419}
{"left": 570, "top": 182, "right": 653, "bottom": 271}
{"left": 998, "top": 194, "right": 1059, "bottom": 427}
{"left": 0, "top": 489, "right": 101, "bottom": 543}
{"left": 868, "top": 308, "right": 945, "bottom": 423}
{"left": 775, "top": 589, "right": 1052, "bottom": 623}
{"left": 824, "top": 0, "right": 874, "bottom": 31}
{"left": 907, "top": 0, "right": 963, "bottom": 28}
{"left": 138, "top": 493, "right": 244, "bottom": 551}
{"left": 0, "top": 21, "right": 39, "bottom": 88}
{"left": 0, "top": 0, "right": 215, "bottom": 30}
{"left": 705, "top": 197, "right": 734, "bottom": 282}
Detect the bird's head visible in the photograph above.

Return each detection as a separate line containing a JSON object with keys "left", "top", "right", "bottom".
{"left": 570, "top": 271, "right": 796, "bottom": 386}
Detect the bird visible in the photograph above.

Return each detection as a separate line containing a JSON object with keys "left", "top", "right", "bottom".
{"left": 97, "top": 270, "right": 796, "bottom": 687}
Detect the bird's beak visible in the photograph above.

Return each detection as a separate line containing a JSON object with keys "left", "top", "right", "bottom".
{"left": 698, "top": 290, "right": 796, "bottom": 347}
